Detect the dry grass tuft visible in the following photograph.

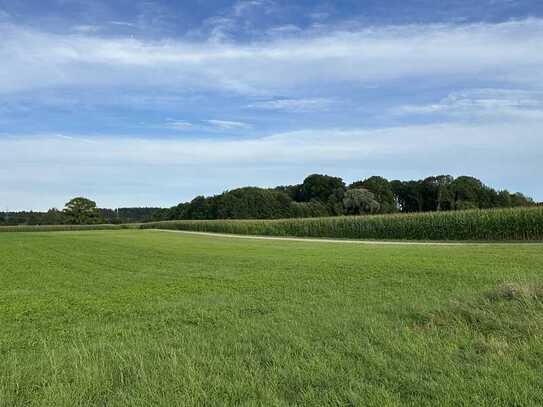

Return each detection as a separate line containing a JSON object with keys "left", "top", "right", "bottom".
{"left": 488, "top": 281, "right": 543, "bottom": 303}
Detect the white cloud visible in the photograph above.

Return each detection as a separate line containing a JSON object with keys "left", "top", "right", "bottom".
{"left": 1, "top": 122, "right": 541, "bottom": 209}
{"left": 233, "top": 0, "right": 275, "bottom": 17}
{"left": 266, "top": 24, "right": 302, "bottom": 36}
{"left": 198, "top": 0, "right": 277, "bottom": 42}
{"left": 71, "top": 25, "right": 101, "bottom": 33}
{"left": 109, "top": 21, "right": 137, "bottom": 27}
{"left": 248, "top": 98, "right": 336, "bottom": 112}
{"left": 395, "top": 89, "right": 543, "bottom": 120}
{"left": 206, "top": 119, "right": 251, "bottom": 129}
{"left": 55, "top": 134, "right": 74, "bottom": 140}
{"left": 165, "top": 120, "right": 193, "bottom": 130}
{"left": 1, "top": 19, "right": 543, "bottom": 95}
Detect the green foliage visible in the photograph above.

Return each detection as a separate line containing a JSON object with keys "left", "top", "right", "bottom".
{"left": 390, "top": 179, "right": 424, "bottom": 212}
{"left": 326, "top": 187, "right": 346, "bottom": 215}
{"left": 179, "top": 188, "right": 296, "bottom": 220}
{"left": 391, "top": 175, "right": 534, "bottom": 213}
{"left": 184, "top": 196, "right": 216, "bottom": 220}
{"left": 141, "top": 207, "right": 543, "bottom": 241}
{"left": 420, "top": 175, "right": 455, "bottom": 211}
{"left": 2, "top": 173, "right": 537, "bottom": 225}
{"left": 0, "top": 209, "right": 66, "bottom": 226}
{"left": 63, "top": 197, "right": 104, "bottom": 225}
{"left": 300, "top": 174, "right": 346, "bottom": 202}
{"left": 511, "top": 192, "right": 535, "bottom": 207}
{"left": 289, "top": 201, "right": 330, "bottom": 218}
{"left": 216, "top": 187, "right": 293, "bottom": 219}
{"left": 450, "top": 176, "right": 485, "bottom": 209}
{"left": 497, "top": 190, "right": 513, "bottom": 208}
{"left": 349, "top": 176, "right": 396, "bottom": 213}
{"left": 100, "top": 207, "right": 161, "bottom": 224}
{"left": 455, "top": 200, "right": 479, "bottom": 210}
{"left": 0, "top": 206, "right": 161, "bottom": 226}
{"left": 0, "top": 224, "right": 137, "bottom": 233}
{"left": 343, "top": 188, "right": 380, "bottom": 215}
{"left": 274, "top": 184, "right": 304, "bottom": 201}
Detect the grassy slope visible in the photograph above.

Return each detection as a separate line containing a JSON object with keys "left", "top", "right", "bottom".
{"left": 1, "top": 230, "right": 543, "bottom": 406}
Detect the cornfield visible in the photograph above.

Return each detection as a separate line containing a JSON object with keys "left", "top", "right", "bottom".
{"left": 140, "top": 207, "right": 543, "bottom": 241}
{"left": 2, "top": 207, "right": 542, "bottom": 241}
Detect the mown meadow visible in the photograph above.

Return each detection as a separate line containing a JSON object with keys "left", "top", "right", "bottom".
{"left": 1, "top": 230, "right": 543, "bottom": 406}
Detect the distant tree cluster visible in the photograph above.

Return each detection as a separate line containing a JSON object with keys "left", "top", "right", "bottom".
{"left": 1, "top": 174, "right": 536, "bottom": 226}
{"left": 151, "top": 174, "right": 536, "bottom": 221}
{"left": 98, "top": 207, "right": 163, "bottom": 224}
{"left": 0, "top": 197, "right": 161, "bottom": 226}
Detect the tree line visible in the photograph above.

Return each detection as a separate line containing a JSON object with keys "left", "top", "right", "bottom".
{"left": 0, "top": 198, "right": 160, "bottom": 226}
{"left": 152, "top": 174, "right": 536, "bottom": 221}
{"left": 1, "top": 174, "right": 536, "bottom": 225}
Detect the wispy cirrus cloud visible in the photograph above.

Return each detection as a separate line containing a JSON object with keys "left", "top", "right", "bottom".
{"left": 233, "top": 0, "right": 276, "bottom": 17}
{"left": 109, "top": 21, "right": 137, "bottom": 27}
{"left": 1, "top": 19, "right": 543, "bottom": 95}
{"left": 164, "top": 120, "right": 194, "bottom": 130}
{"left": 196, "top": 0, "right": 279, "bottom": 42}
{"left": 247, "top": 98, "right": 336, "bottom": 112}
{"left": 162, "top": 119, "right": 253, "bottom": 132}
{"left": 71, "top": 25, "right": 102, "bottom": 33}
{"left": 395, "top": 88, "right": 543, "bottom": 120}
{"left": 206, "top": 119, "right": 251, "bottom": 129}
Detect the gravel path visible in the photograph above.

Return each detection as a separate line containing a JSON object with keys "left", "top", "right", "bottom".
{"left": 150, "top": 229, "right": 542, "bottom": 246}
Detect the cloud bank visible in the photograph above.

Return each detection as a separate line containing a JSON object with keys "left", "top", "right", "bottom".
{"left": 1, "top": 19, "right": 543, "bottom": 95}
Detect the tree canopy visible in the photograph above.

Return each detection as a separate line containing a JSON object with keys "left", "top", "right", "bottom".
{"left": 349, "top": 176, "right": 395, "bottom": 213}
{"left": 343, "top": 189, "right": 380, "bottom": 215}
{"left": 1, "top": 174, "right": 538, "bottom": 226}
{"left": 63, "top": 197, "right": 103, "bottom": 225}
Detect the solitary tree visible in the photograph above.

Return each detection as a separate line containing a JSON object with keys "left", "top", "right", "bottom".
{"left": 63, "top": 197, "right": 102, "bottom": 224}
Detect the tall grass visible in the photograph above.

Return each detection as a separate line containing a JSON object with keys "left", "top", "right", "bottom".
{"left": 140, "top": 207, "right": 543, "bottom": 241}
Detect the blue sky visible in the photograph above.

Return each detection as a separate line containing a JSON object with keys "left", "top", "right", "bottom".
{"left": 1, "top": 0, "right": 542, "bottom": 210}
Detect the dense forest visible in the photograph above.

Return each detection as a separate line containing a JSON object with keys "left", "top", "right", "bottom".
{"left": 1, "top": 174, "right": 537, "bottom": 226}
{"left": 154, "top": 174, "right": 536, "bottom": 221}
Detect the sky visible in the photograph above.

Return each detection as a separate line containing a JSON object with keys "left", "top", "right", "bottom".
{"left": 1, "top": 0, "right": 542, "bottom": 210}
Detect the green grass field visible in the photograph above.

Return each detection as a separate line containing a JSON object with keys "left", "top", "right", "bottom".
{"left": 1, "top": 230, "right": 543, "bottom": 406}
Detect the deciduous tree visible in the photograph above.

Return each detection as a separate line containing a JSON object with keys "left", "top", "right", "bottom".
{"left": 63, "top": 197, "right": 103, "bottom": 224}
